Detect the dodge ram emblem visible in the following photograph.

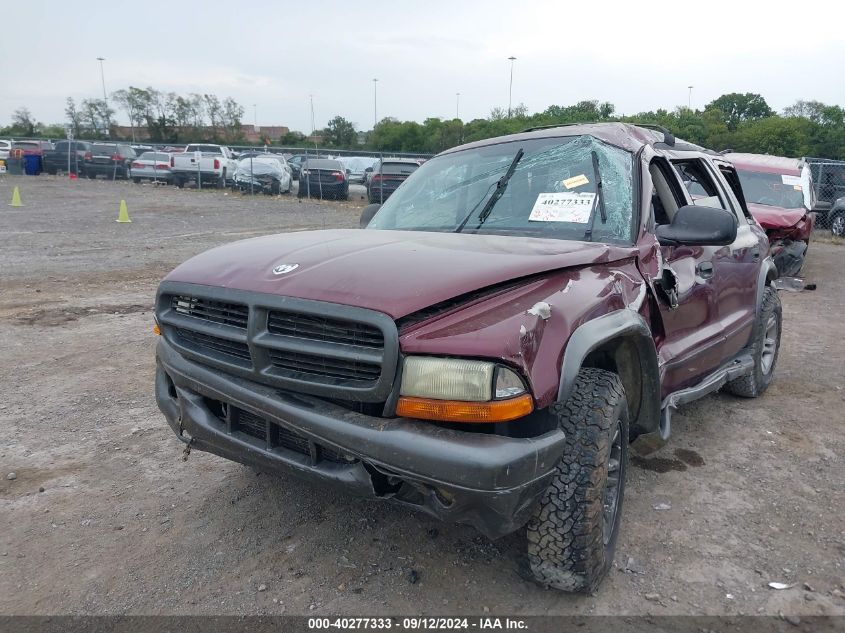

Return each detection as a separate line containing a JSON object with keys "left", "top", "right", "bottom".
{"left": 272, "top": 263, "right": 299, "bottom": 275}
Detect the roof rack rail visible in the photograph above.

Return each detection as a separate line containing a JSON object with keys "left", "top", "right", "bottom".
{"left": 631, "top": 124, "right": 675, "bottom": 146}
{"left": 521, "top": 122, "right": 598, "bottom": 133}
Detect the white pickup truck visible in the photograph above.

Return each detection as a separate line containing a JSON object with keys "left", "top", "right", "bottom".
{"left": 169, "top": 144, "right": 238, "bottom": 188}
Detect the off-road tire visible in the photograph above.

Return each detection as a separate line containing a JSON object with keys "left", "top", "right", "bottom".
{"left": 526, "top": 367, "right": 629, "bottom": 593}
{"left": 725, "top": 285, "right": 781, "bottom": 397}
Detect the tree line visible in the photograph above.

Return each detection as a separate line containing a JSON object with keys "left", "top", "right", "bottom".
{"left": 1, "top": 86, "right": 246, "bottom": 144}
{"left": 302, "top": 93, "right": 845, "bottom": 160}
{"left": 3, "top": 91, "right": 844, "bottom": 160}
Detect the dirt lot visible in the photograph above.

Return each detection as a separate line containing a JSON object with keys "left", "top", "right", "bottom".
{"left": 1, "top": 175, "right": 843, "bottom": 617}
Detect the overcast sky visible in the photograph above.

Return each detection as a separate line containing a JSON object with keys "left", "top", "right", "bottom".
{"left": 2, "top": 0, "right": 844, "bottom": 133}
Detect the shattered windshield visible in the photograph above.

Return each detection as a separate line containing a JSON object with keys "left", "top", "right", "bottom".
{"left": 367, "top": 135, "right": 635, "bottom": 243}
{"left": 736, "top": 169, "right": 805, "bottom": 209}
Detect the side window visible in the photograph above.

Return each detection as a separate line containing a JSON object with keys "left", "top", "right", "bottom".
{"left": 672, "top": 160, "right": 728, "bottom": 210}
{"left": 649, "top": 158, "right": 686, "bottom": 226}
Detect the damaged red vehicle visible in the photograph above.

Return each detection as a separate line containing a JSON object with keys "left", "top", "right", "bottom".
{"left": 724, "top": 153, "right": 816, "bottom": 277}
{"left": 155, "top": 123, "right": 781, "bottom": 593}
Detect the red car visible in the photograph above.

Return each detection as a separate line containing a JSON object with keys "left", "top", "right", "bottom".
{"left": 155, "top": 124, "right": 780, "bottom": 593}
{"left": 724, "top": 153, "right": 815, "bottom": 277}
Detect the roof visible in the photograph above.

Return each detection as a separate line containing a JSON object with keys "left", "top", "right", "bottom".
{"left": 722, "top": 152, "right": 802, "bottom": 175}
{"left": 440, "top": 122, "right": 670, "bottom": 156}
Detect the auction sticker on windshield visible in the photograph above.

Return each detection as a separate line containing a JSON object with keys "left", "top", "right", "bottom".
{"left": 529, "top": 192, "right": 596, "bottom": 223}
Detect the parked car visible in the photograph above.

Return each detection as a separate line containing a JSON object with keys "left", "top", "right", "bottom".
{"left": 130, "top": 151, "right": 174, "bottom": 184}
{"left": 287, "top": 153, "right": 326, "bottom": 181}
{"left": 42, "top": 141, "right": 93, "bottom": 176}
{"left": 154, "top": 122, "right": 780, "bottom": 594}
{"left": 340, "top": 156, "right": 377, "bottom": 184}
{"left": 366, "top": 158, "right": 420, "bottom": 203}
{"left": 297, "top": 158, "right": 348, "bottom": 200}
{"left": 169, "top": 143, "right": 237, "bottom": 188}
{"left": 11, "top": 140, "right": 53, "bottom": 174}
{"left": 0, "top": 140, "right": 10, "bottom": 160}
{"left": 85, "top": 143, "right": 137, "bottom": 180}
{"left": 232, "top": 155, "right": 292, "bottom": 194}
{"left": 722, "top": 153, "right": 815, "bottom": 276}
{"left": 11, "top": 140, "right": 53, "bottom": 156}
{"left": 804, "top": 158, "right": 845, "bottom": 228}
{"left": 805, "top": 157, "right": 845, "bottom": 234}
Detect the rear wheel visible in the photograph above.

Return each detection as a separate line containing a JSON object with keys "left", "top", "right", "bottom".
{"left": 831, "top": 212, "right": 845, "bottom": 237}
{"left": 86, "top": 170, "right": 96, "bottom": 180}
{"left": 133, "top": 177, "right": 141, "bottom": 184}
{"left": 525, "top": 367, "right": 628, "bottom": 593}
{"left": 725, "top": 285, "right": 781, "bottom": 397}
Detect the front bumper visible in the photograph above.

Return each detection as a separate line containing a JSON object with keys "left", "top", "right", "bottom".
{"left": 155, "top": 339, "right": 565, "bottom": 538}
{"left": 771, "top": 239, "right": 807, "bottom": 277}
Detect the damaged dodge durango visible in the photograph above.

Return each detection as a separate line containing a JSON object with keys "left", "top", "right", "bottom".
{"left": 154, "top": 123, "right": 781, "bottom": 592}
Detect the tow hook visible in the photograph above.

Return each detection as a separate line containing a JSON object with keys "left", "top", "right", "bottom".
{"left": 181, "top": 438, "right": 194, "bottom": 461}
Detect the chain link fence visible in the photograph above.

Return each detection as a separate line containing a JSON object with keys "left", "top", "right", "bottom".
{"left": 805, "top": 158, "right": 845, "bottom": 230}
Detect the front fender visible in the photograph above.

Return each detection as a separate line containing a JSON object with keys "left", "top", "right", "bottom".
{"left": 398, "top": 262, "right": 657, "bottom": 418}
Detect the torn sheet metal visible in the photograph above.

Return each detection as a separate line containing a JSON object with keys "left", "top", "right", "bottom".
{"left": 526, "top": 302, "right": 552, "bottom": 320}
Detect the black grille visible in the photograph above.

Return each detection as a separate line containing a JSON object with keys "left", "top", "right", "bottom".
{"left": 268, "top": 348, "right": 381, "bottom": 383}
{"left": 229, "top": 406, "right": 353, "bottom": 464}
{"left": 268, "top": 311, "right": 383, "bottom": 349}
{"left": 175, "top": 329, "right": 251, "bottom": 363}
{"left": 237, "top": 409, "right": 266, "bottom": 439}
{"left": 172, "top": 296, "right": 248, "bottom": 329}
{"left": 159, "top": 286, "right": 397, "bottom": 401}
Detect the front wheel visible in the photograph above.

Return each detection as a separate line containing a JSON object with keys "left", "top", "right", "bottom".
{"left": 132, "top": 177, "right": 141, "bottom": 184}
{"left": 831, "top": 212, "right": 845, "bottom": 237}
{"left": 725, "top": 285, "right": 781, "bottom": 397}
{"left": 525, "top": 367, "right": 628, "bottom": 593}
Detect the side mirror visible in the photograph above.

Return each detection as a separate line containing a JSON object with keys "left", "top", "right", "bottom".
{"left": 360, "top": 203, "right": 381, "bottom": 228}
{"left": 346, "top": 168, "right": 351, "bottom": 175}
{"left": 811, "top": 201, "right": 831, "bottom": 214}
{"left": 364, "top": 167, "right": 373, "bottom": 173}
{"left": 656, "top": 205, "right": 737, "bottom": 247}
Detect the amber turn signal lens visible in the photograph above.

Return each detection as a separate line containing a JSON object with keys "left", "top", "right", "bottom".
{"left": 153, "top": 324, "right": 161, "bottom": 335}
{"left": 396, "top": 394, "right": 533, "bottom": 423}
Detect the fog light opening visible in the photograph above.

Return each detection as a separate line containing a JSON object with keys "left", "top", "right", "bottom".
{"left": 165, "top": 373, "right": 178, "bottom": 400}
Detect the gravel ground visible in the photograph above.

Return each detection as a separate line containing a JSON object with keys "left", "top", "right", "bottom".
{"left": 1, "top": 175, "right": 843, "bottom": 616}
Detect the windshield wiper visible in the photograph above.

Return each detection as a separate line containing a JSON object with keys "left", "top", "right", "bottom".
{"left": 455, "top": 148, "right": 524, "bottom": 233}
{"left": 583, "top": 150, "right": 608, "bottom": 241}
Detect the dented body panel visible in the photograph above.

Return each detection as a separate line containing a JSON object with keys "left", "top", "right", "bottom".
{"left": 155, "top": 123, "right": 774, "bottom": 539}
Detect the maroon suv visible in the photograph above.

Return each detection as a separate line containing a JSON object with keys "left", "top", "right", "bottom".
{"left": 154, "top": 123, "right": 781, "bottom": 592}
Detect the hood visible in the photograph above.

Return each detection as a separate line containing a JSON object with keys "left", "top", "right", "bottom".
{"left": 165, "top": 229, "right": 635, "bottom": 319}
{"left": 748, "top": 202, "right": 806, "bottom": 230}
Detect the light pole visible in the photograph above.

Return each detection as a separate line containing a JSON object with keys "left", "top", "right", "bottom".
{"left": 507, "top": 56, "right": 517, "bottom": 118}
{"left": 252, "top": 103, "right": 257, "bottom": 129}
{"left": 456, "top": 92, "right": 460, "bottom": 120}
{"left": 373, "top": 78, "right": 378, "bottom": 127}
{"left": 96, "top": 57, "right": 109, "bottom": 137}
{"left": 687, "top": 85, "right": 693, "bottom": 109}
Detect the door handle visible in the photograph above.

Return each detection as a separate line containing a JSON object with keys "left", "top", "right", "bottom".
{"left": 697, "top": 261, "right": 714, "bottom": 279}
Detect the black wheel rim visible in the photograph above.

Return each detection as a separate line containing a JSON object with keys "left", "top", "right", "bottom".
{"left": 603, "top": 420, "right": 624, "bottom": 545}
